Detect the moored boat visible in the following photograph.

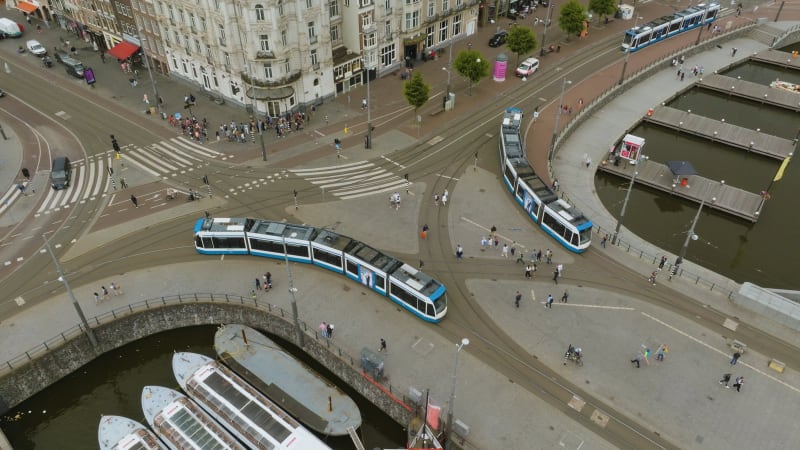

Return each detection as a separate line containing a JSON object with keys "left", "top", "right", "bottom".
{"left": 141, "top": 385, "right": 246, "bottom": 450}
{"left": 214, "top": 324, "right": 362, "bottom": 436}
{"left": 98, "top": 415, "right": 167, "bottom": 450}
{"left": 770, "top": 79, "right": 800, "bottom": 93}
{"left": 172, "top": 352, "right": 331, "bottom": 450}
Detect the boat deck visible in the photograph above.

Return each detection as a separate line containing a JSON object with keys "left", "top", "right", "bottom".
{"left": 749, "top": 49, "right": 800, "bottom": 71}
{"left": 98, "top": 415, "right": 166, "bottom": 450}
{"left": 643, "top": 106, "right": 795, "bottom": 161}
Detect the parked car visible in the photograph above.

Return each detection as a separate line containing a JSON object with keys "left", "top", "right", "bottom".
{"left": 26, "top": 39, "right": 46, "bottom": 56}
{"left": 0, "top": 18, "right": 22, "bottom": 38}
{"left": 61, "top": 56, "right": 85, "bottom": 78}
{"left": 516, "top": 57, "right": 540, "bottom": 77}
{"left": 488, "top": 31, "right": 508, "bottom": 47}
{"left": 53, "top": 50, "right": 70, "bottom": 63}
{"left": 0, "top": 88, "right": 5, "bottom": 98}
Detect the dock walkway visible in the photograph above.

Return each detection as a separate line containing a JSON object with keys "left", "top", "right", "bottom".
{"left": 643, "top": 105, "right": 796, "bottom": 160}
{"left": 749, "top": 49, "right": 800, "bottom": 70}
{"left": 697, "top": 73, "right": 800, "bottom": 112}
{"left": 597, "top": 158, "right": 764, "bottom": 222}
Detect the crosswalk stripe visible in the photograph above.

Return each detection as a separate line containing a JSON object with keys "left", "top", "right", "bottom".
{"left": 0, "top": 187, "right": 22, "bottom": 213}
{"left": 308, "top": 171, "right": 396, "bottom": 189}
{"left": 122, "top": 152, "right": 161, "bottom": 177}
{"left": 155, "top": 141, "right": 201, "bottom": 164}
{"left": 289, "top": 161, "right": 407, "bottom": 200}
{"left": 134, "top": 148, "right": 180, "bottom": 172}
{"left": 171, "top": 137, "right": 221, "bottom": 157}
{"left": 89, "top": 159, "right": 104, "bottom": 198}
{"left": 302, "top": 168, "right": 392, "bottom": 184}
{"left": 290, "top": 161, "right": 373, "bottom": 175}
{"left": 339, "top": 181, "right": 409, "bottom": 200}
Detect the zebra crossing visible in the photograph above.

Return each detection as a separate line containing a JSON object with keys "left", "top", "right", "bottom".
{"left": 29, "top": 137, "right": 228, "bottom": 214}
{"left": 289, "top": 161, "right": 407, "bottom": 200}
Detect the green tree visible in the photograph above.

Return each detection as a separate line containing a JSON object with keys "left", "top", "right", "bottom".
{"left": 453, "top": 49, "right": 490, "bottom": 95}
{"left": 403, "top": 71, "right": 431, "bottom": 114}
{"left": 588, "top": 0, "right": 617, "bottom": 22}
{"left": 558, "top": 0, "right": 588, "bottom": 38}
{"left": 506, "top": 26, "right": 538, "bottom": 65}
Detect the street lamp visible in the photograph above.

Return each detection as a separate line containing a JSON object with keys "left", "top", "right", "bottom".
{"left": 364, "top": 51, "right": 373, "bottom": 149}
{"left": 611, "top": 154, "right": 648, "bottom": 245}
{"left": 445, "top": 337, "right": 469, "bottom": 450}
{"left": 281, "top": 237, "right": 304, "bottom": 347}
{"left": 675, "top": 180, "right": 725, "bottom": 267}
{"left": 135, "top": 25, "right": 161, "bottom": 114}
{"left": 540, "top": 0, "right": 554, "bottom": 56}
{"left": 619, "top": 16, "right": 643, "bottom": 85}
{"left": 444, "top": 37, "right": 454, "bottom": 110}
{"left": 549, "top": 77, "right": 571, "bottom": 162}
{"left": 43, "top": 235, "right": 98, "bottom": 348}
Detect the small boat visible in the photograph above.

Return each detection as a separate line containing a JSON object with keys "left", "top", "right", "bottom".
{"left": 98, "top": 415, "right": 167, "bottom": 450}
{"left": 770, "top": 79, "right": 800, "bottom": 93}
{"left": 141, "top": 385, "right": 246, "bottom": 450}
{"left": 214, "top": 324, "right": 362, "bottom": 436}
{"left": 172, "top": 352, "right": 331, "bottom": 450}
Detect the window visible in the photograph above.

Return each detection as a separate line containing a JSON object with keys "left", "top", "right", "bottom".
{"left": 255, "top": 4, "right": 265, "bottom": 20}
{"left": 405, "top": 10, "right": 419, "bottom": 29}
{"left": 224, "top": 52, "right": 231, "bottom": 67}
{"left": 361, "top": 14, "right": 372, "bottom": 28}
{"left": 263, "top": 62, "right": 273, "bottom": 78}
{"left": 311, "top": 49, "right": 318, "bottom": 67}
{"left": 260, "top": 34, "right": 270, "bottom": 51}
{"left": 173, "top": 30, "right": 181, "bottom": 45}
{"left": 281, "top": 29, "right": 287, "bottom": 45}
{"left": 385, "top": 0, "right": 391, "bottom": 12}
{"left": 330, "top": 24, "right": 340, "bottom": 42}
{"left": 406, "top": 0, "right": 420, "bottom": 4}
{"left": 308, "top": 21, "right": 316, "bottom": 43}
{"left": 189, "top": 13, "right": 196, "bottom": 31}
{"left": 428, "top": 1, "right": 434, "bottom": 17}
{"left": 329, "top": 0, "right": 339, "bottom": 17}
{"left": 306, "top": 0, "right": 312, "bottom": 7}
{"left": 284, "top": 60, "right": 291, "bottom": 74}
{"left": 218, "top": 24, "right": 226, "bottom": 46}
{"left": 380, "top": 43, "right": 395, "bottom": 67}
{"left": 359, "top": 0, "right": 373, "bottom": 7}
{"left": 385, "top": 21, "right": 391, "bottom": 37}
{"left": 425, "top": 25, "right": 434, "bottom": 47}
{"left": 344, "top": 0, "right": 349, "bottom": 6}
{"left": 206, "top": 45, "right": 212, "bottom": 58}
{"left": 453, "top": 13, "right": 462, "bottom": 36}
{"left": 213, "top": 0, "right": 219, "bottom": 9}
{"left": 278, "top": 0, "right": 284, "bottom": 16}
{"left": 167, "top": 5, "right": 175, "bottom": 23}
{"left": 200, "top": 17, "right": 206, "bottom": 31}
{"left": 362, "top": 32, "right": 376, "bottom": 48}
{"left": 456, "top": 0, "right": 462, "bottom": 6}
{"left": 439, "top": 19, "right": 448, "bottom": 41}
{"left": 194, "top": 38, "right": 201, "bottom": 53}
{"left": 443, "top": 0, "right": 449, "bottom": 11}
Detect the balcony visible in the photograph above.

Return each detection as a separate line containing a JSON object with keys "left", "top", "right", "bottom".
{"left": 254, "top": 50, "right": 276, "bottom": 60}
{"left": 241, "top": 70, "right": 302, "bottom": 88}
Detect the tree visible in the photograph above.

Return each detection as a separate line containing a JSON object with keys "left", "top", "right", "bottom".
{"left": 453, "top": 49, "right": 490, "bottom": 95}
{"left": 506, "top": 26, "right": 538, "bottom": 65}
{"left": 403, "top": 71, "right": 431, "bottom": 114}
{"left": 588, "top": 0, "right": 617, "bottom": 22}
{"left": 558, "top": 0, "right": 588, "bottom": 38}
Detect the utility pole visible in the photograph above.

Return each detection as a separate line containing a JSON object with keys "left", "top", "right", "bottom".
{"left": 281, "top": 237, "right": 304, "bottom": 347}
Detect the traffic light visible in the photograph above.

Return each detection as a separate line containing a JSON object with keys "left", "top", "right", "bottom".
{"left": 202, "top": 175, "right": 209, "bottom": 185}
{"left": 111, "top": 135, "right": 121, "bottom": 153}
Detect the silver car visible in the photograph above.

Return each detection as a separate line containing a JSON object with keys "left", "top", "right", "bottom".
{"left": 26, "top": 39, "right": 47, "bottom": 57}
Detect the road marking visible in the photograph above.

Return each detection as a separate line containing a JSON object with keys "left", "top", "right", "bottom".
{"left": 381, "top": 155, "right": 405, "bottom": 169}
{"left": 437, "top": 174, "right": 460, "bottom": 181}
{"left": 557, "top": 303, "right": 635, "bottom": 310}
{"left": 314, "top": 129, "right": 325, "bottom": 137}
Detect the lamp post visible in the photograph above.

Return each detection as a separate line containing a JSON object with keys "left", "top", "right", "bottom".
{"left": 540, "top": 0, "right": 554, "bottom": 56}
{"left": 611, "top": 153, "right": 648, "bottom": 245}
{"left": 444, "top": 37, "right": 454, "bottom": 110}
{"left": 675, "top": 180, "right": 724, "bottom": 267}
{"left": 364, "top": 51, "right": 373, "bottom": 149}
{"left": 43, "top": 235, "right": 98, "bottom": 348}
{"left": 619, "top": 16, "right": 643, "bottom": 85}
{"left": 281, "top": 237, "right": 304, "bottom": 347}
{"left": 136, "top": 25, "right": 161, "bottom": 114}
{"left": 548, "top": 77, "right": 571, "bottom": 162}
{"left": 445, "top": 337, "right": 469, "bottom": 450}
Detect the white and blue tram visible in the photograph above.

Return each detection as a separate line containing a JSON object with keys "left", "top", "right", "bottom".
{"left": 621, "top": 3, "right": 720, "bottom": 53}
{"left": 194, "top": 218, "right": 448, "bottom": 322}
{"left": 498, "top": 108, "right": 593, "bottom": 253}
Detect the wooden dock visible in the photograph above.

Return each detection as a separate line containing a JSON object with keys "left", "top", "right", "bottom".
{"left": 643, "top": 106, "right": 796, "bottom": 160}
{"left": 597, "top": 158, "right": 764, "bottom": 222}
{"left": 696, "top": 73, "right": 800, "bottom": 112}
{"left": 749, "top": 50, "right": 800, "bottom": 71}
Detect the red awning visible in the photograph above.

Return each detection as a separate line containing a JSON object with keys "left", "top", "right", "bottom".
{"left": 107, "top": 41, "right": 140, "bottom": 61}
{"left": 16, "top": 1, "right": 38, "bottom": 14}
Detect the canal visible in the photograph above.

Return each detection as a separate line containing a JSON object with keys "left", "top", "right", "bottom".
{"left": 596, "top": 55, "right": 800, "bottom": 289}
{"left": 0, "top": 326, "right": 405, "bottom": 450}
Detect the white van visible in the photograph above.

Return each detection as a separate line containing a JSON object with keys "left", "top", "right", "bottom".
{"left": 0, "top": 18, "right": 22, "bottom": 39}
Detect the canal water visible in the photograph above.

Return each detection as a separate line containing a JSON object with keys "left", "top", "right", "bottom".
{"left": 0, "top": 326, "right": 406, "bottom": 450}
{"left": 595, "top": 56, "right": 800, "bottom": 289}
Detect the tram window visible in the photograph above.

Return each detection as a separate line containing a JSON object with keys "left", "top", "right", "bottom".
{"left": 542, "top": 212, "right": 568, "bottom": 239}
{"left": 434, "top": 296, "right": 447, "bottom": 314}
{"left": 212, "top": 236, "right": 246, "bottom": 249}
{"left": 202, "top": 236, "right": 214, "bottom": 248}
{"left": 374, "top": 274, "right": 385, "bottom": 290}
{"left": 391, "top": 283, "right": 417, "bottom": 308}
{"left": 195, "top": 235, "right": 204, "bottom": 248}
{"left": 571, "top": 232, "right": 578, "bottom": 246}
{"left": 312, "top": 248, "right": 342, "bottom": 268}
{"left": 285, "top": 242, "right": 310, "bottom": 258}
{"left": 346, "top": 260, "right": 358, "bottom": 276}
{"left": 249, "top": 238, "right": 284, "bottom": 253}
{"left": 669, "top": 21, "right": 680, "bottom": 33}
{"left": 503, "top": 165, "right": 515, "bottom": 185}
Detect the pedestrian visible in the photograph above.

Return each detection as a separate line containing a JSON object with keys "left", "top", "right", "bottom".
{"left": 319, "top": 322, "right": 328, "bottom": 338}
{"left": 561, "top": 290, "right": 569, "bottom": 303}
{"left": 114, "top": 283, "right": 124, "bottom": 295}
{"left": 730, "top": 351, "right": 741, "bottom": 365}
{"left": 631, "top": 351, "right": 643, "bottom": 368}
{"left": 379, "top": 338, "right": 387, "bottom": 352}
{"left": 601, "top": 234, "right": 608, "bottom": 248}
{"left": 255, "top": 278, "right": 261, "bottom": 290}
{"left": 251, "top": 289, "right": 257, "bottom": 300}
{"left": 731, "top": 47, "right": 738, "bottom": 57}
{"left": 525, "top": 265, "right": 532, "bottom": 279}
{"left": 100, "top": 51, "right": 106, "bottom": 63}
{"left": 120, "top": 177, "right": 128, "bottom": 189}
{"left": 501, "top": 244, "right": 509, "bottom": 258}
{"left": 456, "top": 244, "right": 464, "bottom": 260}
{"left": 480, "top": 236, "right": 487, "bottom": 250}
{"left": 680, "top": 72, "right": 685, "bottom": 82}
{"left": 102, "top": 286, "right": 110, "bottom": 300}
{"left": 552, "top": 178, "right": 559, "bottom": 191}
{"left": 327, "top": 323, "right": 334, "bottom": 338}
{"left": 361, "top": 98, "right": 367, "bottom": 109}
{"left": 265, "top": 272, "right": 272, "bottom": 289}
{"left": 421, "top": 224, "right": 429, "bottom": 239}
{"left": 719, "top": 373, "right": 732, "bottom": 387}
{"left": 536, "top": 249, "right": 542, "bottom": 262}
{"left": 732, "top": 376, "right": 744, "bottom": 392}
{"left": 557, "top": 263, "right": 563, "bottom": 277}
{"left": 110, "top": 282, "right": 118, "bottom": 296}
{"left": 545, "top": 249, "right": 553, "bottom": 264}
{"left": 433, "top": 193, "right": 439, "bottom": 206}
{"left": 584, "top": 156, "right": 592, "bottom": 168}
{"left": 659, "top": 256, "right": 667, "bottom": 270}
{"left": 515, "top": 291, "right": 522, "bottom": 308}
{"left": 94, "top": 292, "right": 100, "bottom": 304}
{"left": 656, "top": 346, "right": 666, "bottom": 361}
{"left": 490, "top": 225, "right": 497, "bottom": 238}
{"left": 546, "top": 294, "right": 554, "bottom": 308}
{"left": 130, "top": 194, "right": 139, "bottom": 208}
{"left": 442, "top": 191, "right": 448, "bottom": 206}
{"left": 553, "top": 269, "right": 559, "bottom": 284}
{"left": 649, "top": 270, "right": 658, "bottom": 285}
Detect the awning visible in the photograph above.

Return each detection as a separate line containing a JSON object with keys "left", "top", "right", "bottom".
{"left": 247, "top": 86, "right": 295, "bottom": 101}
{"left": 107, "top": 41, "right": 140, "bottom": 61}
{"left": 16, "top": 1, "right": 38, "bottom": 14}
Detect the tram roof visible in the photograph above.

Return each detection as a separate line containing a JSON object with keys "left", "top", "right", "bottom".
{"left": 311, "top": 228, "right": 354, "bottom": 251}
{"left": 547, "top": 198, "right": 591, "bottom": 227}
{"left": 502, "top": 130, "right": 524, "bottom": 159}
{"left": 392, "top": 263, "right": 442, "bottom": 295}
{"left": 502, "top": 109, "right": 523, "bottom": 131}
{"left": 345, "top": 241, "right": 403, "bottom": 273}
{"left": 250, "top": 220, "right": 316, "bottom": 241}
{"left": 199, "top": 217, "right": 253, "bottom": 232}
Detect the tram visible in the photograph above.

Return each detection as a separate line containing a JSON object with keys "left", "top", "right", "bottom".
{"left": 621, "top": 3, "right": 720, "bottom": 53}
{"left": 498, "top": 108, "right": 593, "bottom": 253}
{"left": 193, "top": 218, "right": 448, "bottom": 323}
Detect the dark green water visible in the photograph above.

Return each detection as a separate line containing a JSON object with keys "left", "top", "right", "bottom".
{"left": 0, "top": 326, "right": 405, "bottom": 449}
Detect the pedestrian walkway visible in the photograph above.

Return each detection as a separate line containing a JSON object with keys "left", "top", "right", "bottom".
{"left": 288, "top": 160, "right": 409, "bottom": 200}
